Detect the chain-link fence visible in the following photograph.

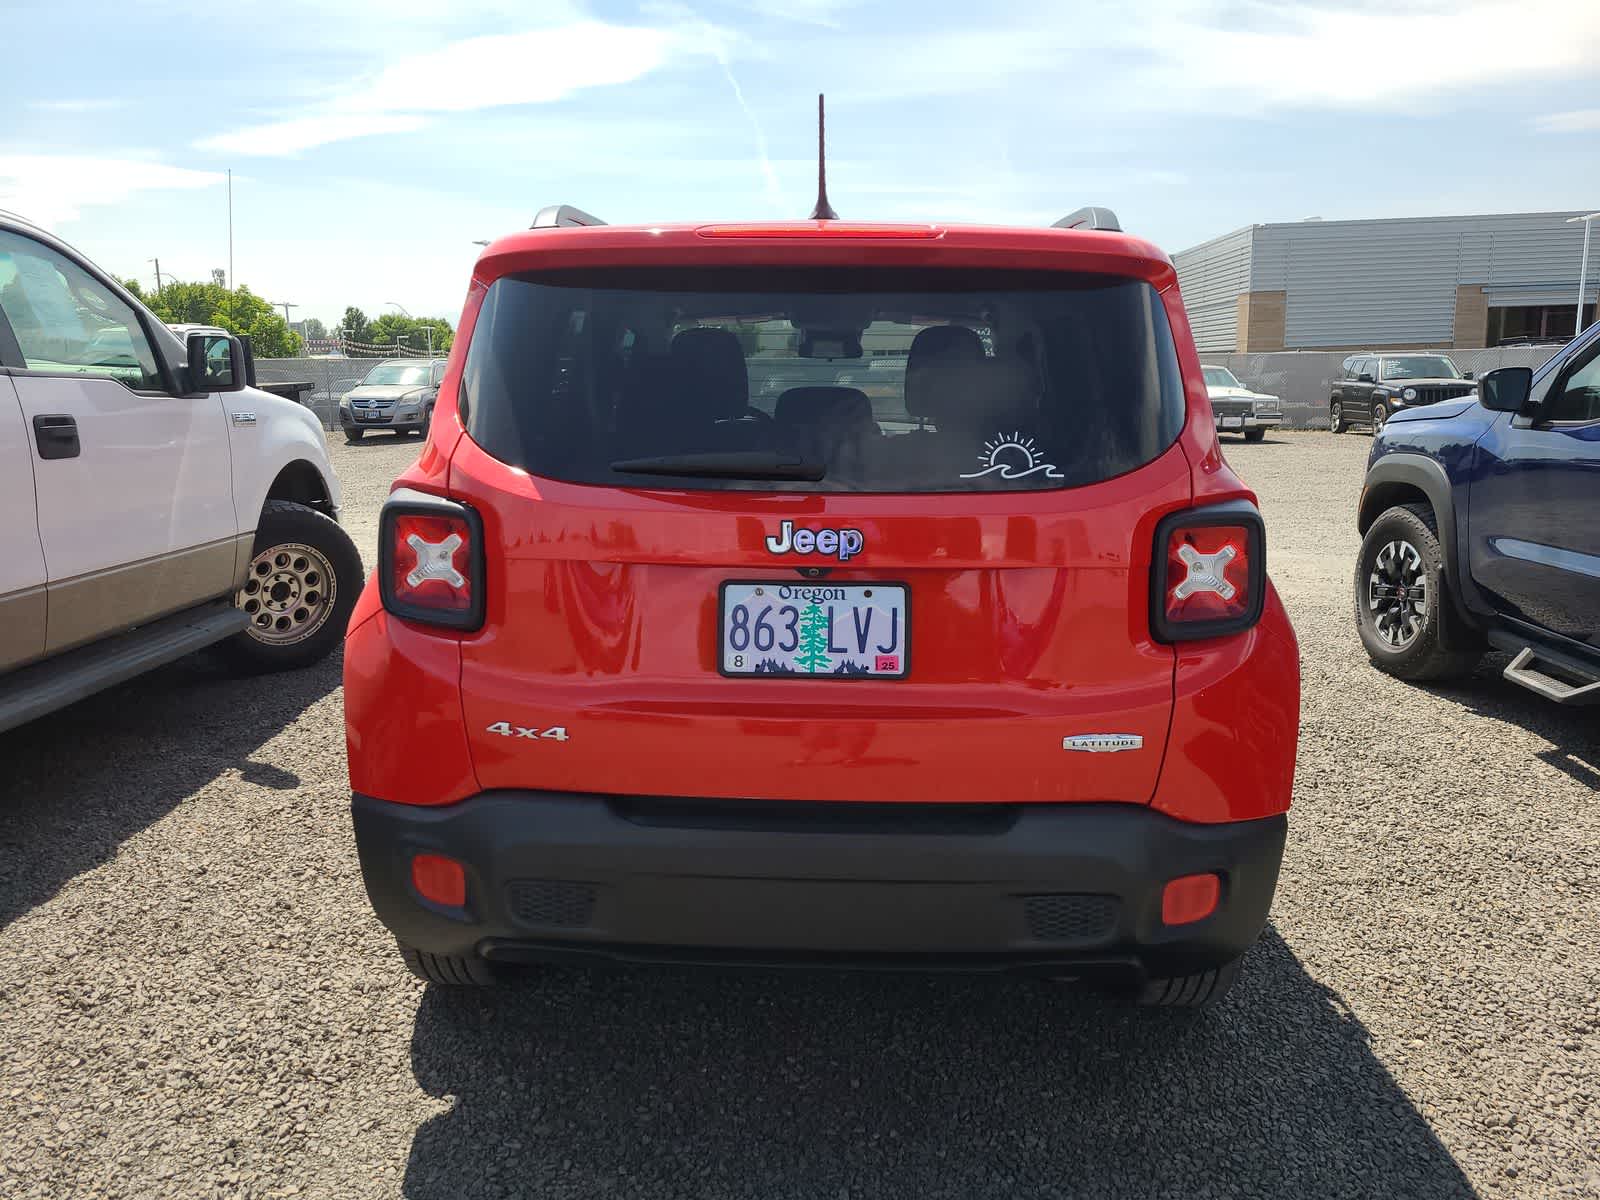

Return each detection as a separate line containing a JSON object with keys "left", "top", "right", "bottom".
{"left": 255, "top": 343, "right": 1571, "bottom": 432}
{"left": 254, "top": 358, "right": 388, "bottom": 428}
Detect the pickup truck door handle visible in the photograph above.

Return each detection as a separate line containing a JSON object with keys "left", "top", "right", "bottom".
{"left": 32, "top": 414, "right": 81, "bottom": 460}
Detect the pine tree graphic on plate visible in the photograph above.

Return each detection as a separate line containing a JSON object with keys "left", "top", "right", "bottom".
{"left": 794, "top": 602, "right": 833, "bottom": 674}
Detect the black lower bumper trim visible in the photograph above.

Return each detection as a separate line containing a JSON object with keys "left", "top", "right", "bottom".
{"left": 352, "top": 791, "right": 1287, "bottom": 979}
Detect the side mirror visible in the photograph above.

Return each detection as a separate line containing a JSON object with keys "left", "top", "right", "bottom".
{"left": 1478, "top": 366, "right": 1533, "bottom": 413}
{"left": 187, "top": 332, "right": 246, "bottom": 393}
{"left": 1462, "top": 370, "right": 1475, "bottom": 381}
{"left": 1357, "top": 372, "right": 1375, "bottom": 383}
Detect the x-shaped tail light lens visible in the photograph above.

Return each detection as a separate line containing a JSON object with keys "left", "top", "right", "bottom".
{"left": 1153, "top": 503, "right": 1265, "bottom": 641}
{"left": 379, "top": 491, "right": 484, "bottom": 629}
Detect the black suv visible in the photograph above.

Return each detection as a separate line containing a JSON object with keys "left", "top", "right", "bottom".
{"left": 1330, "top": 352, "right": 1475, "bottom": 433}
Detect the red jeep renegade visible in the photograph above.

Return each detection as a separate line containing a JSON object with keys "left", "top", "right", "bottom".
{"left": 344, "top": 202, "right": 1300, "bottom": 1007}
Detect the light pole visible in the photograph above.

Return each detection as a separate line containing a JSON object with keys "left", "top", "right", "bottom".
{"left": 1569, "top": 212, "right": 1600, "bottom": 338}
{"left": 471, "top": 239, "right": 490, "bottom": 247}
{"left": 396, "top": 333, "right": 410, "bottom": 357}
{"left": 149, "top": 258, "right": 163, "bottom": 298}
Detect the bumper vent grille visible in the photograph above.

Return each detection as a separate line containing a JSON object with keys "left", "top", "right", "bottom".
{"left": 506, "top": 880, "right": 598, "bottom": 929}
{"left": 1023, "top": 894, "right": 1119, "bottom": 943}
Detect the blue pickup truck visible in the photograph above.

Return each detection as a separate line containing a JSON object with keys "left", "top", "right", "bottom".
{"left": 1355, "top": 323, "right": 1599, "bottom": 704}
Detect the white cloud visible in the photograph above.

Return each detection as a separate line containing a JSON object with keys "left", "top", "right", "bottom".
{"left": 1111, "top": 0, "right": 1600, "bottom": 111}
{"left": 1533, "top": 109, "right": 1600, "bottom": 134}
{"left": 0, "top": 156, "right": 225, "bottom": 228}
{"left": 195, "top": 20, "right": 688, "bottom": 157}
{"left": 196, "top": 113, "right": 430, "bottom": 157}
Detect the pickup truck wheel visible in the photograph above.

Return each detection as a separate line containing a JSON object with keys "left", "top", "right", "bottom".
{"left": 1330, "top": 401, "right": 1346, "bottom": 433}
{"left": 398, "top": 942, "right": 499, "bottom": 986}
{"left": 1372, "top": 403, "right": 1387, "bottom": 432}
{"left": 1243, "top": 428, "right": 1266, "bottom": 443}
{"left": 1354, "top": 503, "right": 1481, "bottom": 681}
{"left": 220, "top": 500, "right": 362, "bottom": 674}
{"left": 344, "top": 429, "right": 364, "bottom": 443}
{"left": 1136, "top": 956, "right": 1242, "bottom": 1008}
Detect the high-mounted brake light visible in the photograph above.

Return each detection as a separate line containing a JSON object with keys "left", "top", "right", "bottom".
{"left": 697, "top": 223, "right": 942, "bottom": 240}
{"left": 378, "top": 488, "right": 485, "bottom": 630}
{"left": 1150, "top": 501, "right": 1266, "bottom": 642}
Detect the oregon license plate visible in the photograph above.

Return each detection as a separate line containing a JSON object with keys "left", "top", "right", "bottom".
{"left": 1221, "top": 416, "right": 1244, "bottom": 428}
{"left": 718, "top": 582, "right": 909, "bottom": 678}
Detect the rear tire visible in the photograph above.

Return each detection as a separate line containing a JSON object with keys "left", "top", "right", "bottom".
{"left": 1354, "top": 503, "right": 1482, "bottom": 681}
{"left": 1330, "top": 401, "right": 1347, "bottom": 433}
{"left": 1243, "top": 428, "right": 1266, "bottom": 443}
{"left": 1137, "top": 956, "right": 1242, "bottom": 1008}
{"left": 399, "top": 941, "right": 499, "bottom": 986}
{"left": 219, "top": 500, "right": 362, "bottom": 674}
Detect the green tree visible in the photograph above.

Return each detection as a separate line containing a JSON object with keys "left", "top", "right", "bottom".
{"left": 367, "top": 312, "right": 454, "bottom": 356}
{"left": 301, "top": 317, "right": 327, "bottom": 341}
{"left": 122, "top": 276, "right": 302, "bottom": 357}
{"left": 340, "top": 307, "right": 371, "bottom": 345}
{"left": 794, "top": 602, "right": 833, "bottom": 674}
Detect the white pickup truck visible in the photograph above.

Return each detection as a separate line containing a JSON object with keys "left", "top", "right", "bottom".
{"left": 0, "top": 212, "right": 360, "bottom": 733}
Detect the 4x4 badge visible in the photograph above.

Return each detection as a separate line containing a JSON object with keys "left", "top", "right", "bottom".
{"left": 1062, "top": 734, "right": 1144, "bottom": 753}
{"left": 764, "top": 519, "right": 864, "bottom": 562}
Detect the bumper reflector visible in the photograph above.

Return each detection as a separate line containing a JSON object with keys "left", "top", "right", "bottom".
{"left": 412, "top": 853, "right": 467, "bottom": 908}
{"left": 1161, "top": 873, "right": 1220, "bottom": 925}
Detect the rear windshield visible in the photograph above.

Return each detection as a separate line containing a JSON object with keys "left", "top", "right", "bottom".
{"left": 461, "top": 268, "right": 1185, "bottom": 493}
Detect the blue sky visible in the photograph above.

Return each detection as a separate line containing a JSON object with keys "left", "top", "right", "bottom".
{"left": 3, "top": 0, "right": 1598, "bottom": 328}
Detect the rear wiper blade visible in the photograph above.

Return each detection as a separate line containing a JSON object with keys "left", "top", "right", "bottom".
{"left": 610, "top": 451, "right": 827, "bottom": 481}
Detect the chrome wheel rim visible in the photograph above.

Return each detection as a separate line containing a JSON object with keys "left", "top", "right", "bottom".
{"left": 1368, "top": 539, "right": 1427, "bottom": 649}
{"left": 236, "top": 542, "right": 337, "bottom": 645}
{"left": 1373, "top": 404, "right": 1386, "bottom": 429}
{"left": 1330, "top": 402, "right": 1341, "bottom": 429}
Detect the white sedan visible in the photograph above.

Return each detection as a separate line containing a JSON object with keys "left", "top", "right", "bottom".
{"left": 1203, "top": 365, "right": 1283, "bottom": 442}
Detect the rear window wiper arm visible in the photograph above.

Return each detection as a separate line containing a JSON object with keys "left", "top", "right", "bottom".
{"left": 610, "top": 451, "right": 827, "bottom": 481}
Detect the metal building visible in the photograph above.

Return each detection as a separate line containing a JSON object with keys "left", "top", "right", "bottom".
{"left": 1173, "top": 211, "right": 1596, "bottom": 354}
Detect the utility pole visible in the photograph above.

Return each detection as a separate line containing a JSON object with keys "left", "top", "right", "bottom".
{"left": 149, "top": 258, "right": 163, "bottom": 298}
{"left": 275, "top": 300, "right": 297, "bottom": 325}
{"left": 1569, "top": 213, "right": 1600, "bottom": 338}
{"left": 226, "top": 168, "right": 234, "bottom": 328}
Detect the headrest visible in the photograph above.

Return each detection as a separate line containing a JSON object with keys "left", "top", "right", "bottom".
{"left": 905, "top": 325, "right": 986, "bottom": 428}
{"left": 670, "top": 327, "right": 749, "bottom": 420}
{"left": 775, "top": 386, "right": 873, "bottom": 430}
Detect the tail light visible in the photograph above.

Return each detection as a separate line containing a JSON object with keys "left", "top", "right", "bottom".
{"left": 1151, "top": 500, "right": 1266, "bottom": 642}
{"left": 378, "top": 488, "right": 485, "bottom": 630}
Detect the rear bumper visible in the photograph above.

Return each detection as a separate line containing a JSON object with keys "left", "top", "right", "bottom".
{"left": 352, "top": 791, "right": 1286, "bottom": 979}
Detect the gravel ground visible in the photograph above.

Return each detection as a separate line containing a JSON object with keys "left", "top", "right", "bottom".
{"left": 1, "top": 430, "right": 1596, "bottom": 1199}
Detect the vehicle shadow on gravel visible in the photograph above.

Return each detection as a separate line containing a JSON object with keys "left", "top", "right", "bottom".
{"left": 1422, "top": 657, "right": 1600, "bottom": 788}
{"left": 0, "top": 650, "right": 340, "bottom": 932}
{"left": 402, "top": 928, "right": 1476, "bottom": 1199}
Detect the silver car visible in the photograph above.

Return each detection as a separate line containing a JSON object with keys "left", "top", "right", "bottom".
{"left": 338, "top": 359, "right": 446, "bottom": 442}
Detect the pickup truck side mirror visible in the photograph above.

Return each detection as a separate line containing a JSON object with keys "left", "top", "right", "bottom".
{"left": 1478, "top": 366, "right": 1533, "bottom": 413}
{"left": 1462, "top": 370, "right": 1475, "bottom": 381}
{"left": 187, "top": 331, "right": 247, "bottom": 393}
{"left": 1357, "top": 372, "right": 1375, "bottom": 383}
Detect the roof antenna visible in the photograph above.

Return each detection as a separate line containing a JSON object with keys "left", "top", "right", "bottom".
{"left": 809, "top": 93, "right": 838, "bottom": 221}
